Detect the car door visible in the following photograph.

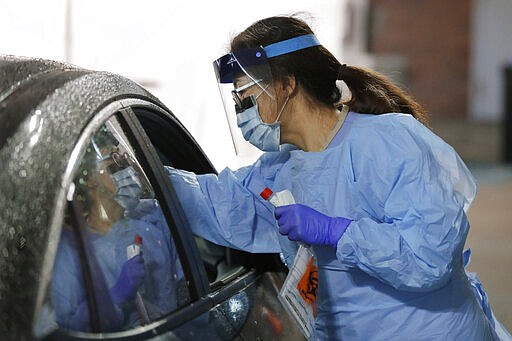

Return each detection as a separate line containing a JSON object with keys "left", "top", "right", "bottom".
{"left": 0, "top": 55, "right": 302, "bottom": 340}
{"left": 40, "top": 110, "right": 203, "bottom": 338}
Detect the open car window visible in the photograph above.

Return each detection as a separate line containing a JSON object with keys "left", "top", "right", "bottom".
{"left": 47, "top": 116, "right": 190, "bottom": 334}
{"left": 133, "top": 107, "right": 247, "bottom": 285}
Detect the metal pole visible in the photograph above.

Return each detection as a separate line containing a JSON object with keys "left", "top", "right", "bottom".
{"left": 504, "top": 65, "right": 512, "bottom": 163}
{"left": 64, "top": 0, "right": 73, "bottom": 63}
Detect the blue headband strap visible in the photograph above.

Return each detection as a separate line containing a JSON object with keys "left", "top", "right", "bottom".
{"left": 264, "top": 34, "right": 321, "bottom": 58}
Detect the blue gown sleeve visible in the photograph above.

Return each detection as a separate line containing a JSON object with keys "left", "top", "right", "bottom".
{"left": 164, "top": 152, "right": 289, "bottom": 253}
{"left": 337, "top": 115, "right": 477, "bottom": 292}
{"left": 52, "top": 230, "right": 124, "bottom": 331}
{"left": 51, "top": 233, "right": 92, "bottom": 331}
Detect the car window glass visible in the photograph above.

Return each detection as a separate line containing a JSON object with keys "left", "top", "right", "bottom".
{"left": 49, "top": 117, "right": 189, "bottom": 333}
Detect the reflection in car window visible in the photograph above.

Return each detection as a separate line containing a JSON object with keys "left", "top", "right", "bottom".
{"left": 50, "top": 117, "right": 189, "bottom": 333}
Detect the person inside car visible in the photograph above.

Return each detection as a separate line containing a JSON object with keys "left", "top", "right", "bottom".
{"left": 51, "top": 124, "right": 182, "bottom": 332}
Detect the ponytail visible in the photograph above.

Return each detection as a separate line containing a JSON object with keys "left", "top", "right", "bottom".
{"left": 339, "top": 64, "right": 429, "bottom": 126}
{"left": 229, "top": 15, "right": 429, "bottom": 126}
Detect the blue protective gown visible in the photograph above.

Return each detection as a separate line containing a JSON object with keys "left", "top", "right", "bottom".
{"left": 52, "top": 200, "right": 181, "bottom": 332}
{"left": 166, "top": 112, "right": 511, "bottom": 340}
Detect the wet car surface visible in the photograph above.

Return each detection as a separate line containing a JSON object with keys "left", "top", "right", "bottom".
{"left": 0, "top": 55, "right": 304, "bottom": 340}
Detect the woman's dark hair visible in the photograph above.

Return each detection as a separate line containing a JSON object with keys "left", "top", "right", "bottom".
{"left": 231, "top": 15, "right": 429, "bottom": 126}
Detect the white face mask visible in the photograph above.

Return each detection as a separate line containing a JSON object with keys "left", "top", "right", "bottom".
{"left": 236, "top": 94, "right": 289, "bottom": 152}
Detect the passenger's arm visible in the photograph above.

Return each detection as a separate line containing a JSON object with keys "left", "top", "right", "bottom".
{"left": 52, "top": 233, "right": 124, "bottom": 331}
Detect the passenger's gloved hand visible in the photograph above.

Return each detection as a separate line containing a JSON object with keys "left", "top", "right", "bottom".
{"left": 110, "top": 255, "right": 145, "bottom": 304}
{"left": 274, "top": 204, "right": 352, "bottom": 248}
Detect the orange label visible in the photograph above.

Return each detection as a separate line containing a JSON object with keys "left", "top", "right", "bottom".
{"left": 296, "top": 256, "right": 318, "bottom": 316}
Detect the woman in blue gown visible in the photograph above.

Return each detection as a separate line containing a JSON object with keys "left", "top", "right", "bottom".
{"left": 166, "top": 15, "right": 511, "bottom": 340}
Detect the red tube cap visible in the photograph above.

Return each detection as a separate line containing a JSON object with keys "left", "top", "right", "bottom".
{"left": 260, "top": 187, "right": 273, "bottom": 200}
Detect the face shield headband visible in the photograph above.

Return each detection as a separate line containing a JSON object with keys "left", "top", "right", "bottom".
{"left": 213, "top": 34, "right": 321, "bottom": 84}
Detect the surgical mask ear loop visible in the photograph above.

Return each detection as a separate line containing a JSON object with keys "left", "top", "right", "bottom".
{"left": 274, "top": 95, "right": 290, "bottom": 123}
{"left": 255, "top": 83, "right": 271, "bottom": 100}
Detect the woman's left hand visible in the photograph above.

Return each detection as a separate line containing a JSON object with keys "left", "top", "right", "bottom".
{"left": 274, "top": 204, "right": 352, "bottom": 247}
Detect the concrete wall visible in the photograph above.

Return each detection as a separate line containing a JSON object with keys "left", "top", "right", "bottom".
{"left": 366, "top": 0, "right": 512, "bottom": 162}
{"left": 369, "top": 0, "right": 471, "bottom": 119}
{"left": 430, "top": 119, "right": 501, "bottom": 163}
{"left": 469, "top": 0, "right": 512, "bottom": 122}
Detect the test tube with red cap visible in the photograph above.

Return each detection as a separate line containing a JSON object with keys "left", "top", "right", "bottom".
{"left": 127, "top": 234, "right": 143, "bottom": 259}
{"left": 260, "top": 187, "right": 295, "bottom": 207}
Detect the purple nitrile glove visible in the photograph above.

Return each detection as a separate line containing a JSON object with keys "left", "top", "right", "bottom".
{"left": 110, "top": 255, "right": 145, "bottom": 304}
{"left": 274, "top": 204, "right": 352, "bottom": 248}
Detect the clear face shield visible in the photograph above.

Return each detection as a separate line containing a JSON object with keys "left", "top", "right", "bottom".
{"left": 213, "top": 34, "right": 321, "bottom": 156}
{"left": 90, "top": 122, "right": 153, "bottom": 200}
{"left": 213, "top": 47, "right": 276, "bottom": 156}
{"left": 75, "top": 121, "right": 154, "bottom": 229}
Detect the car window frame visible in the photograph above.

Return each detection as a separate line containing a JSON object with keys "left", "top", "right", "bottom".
{"left": 43, "top": 99, "right": 213, "bottom": 339}
{"left": 115, "top": 105, "right": 211, "bottom": 298}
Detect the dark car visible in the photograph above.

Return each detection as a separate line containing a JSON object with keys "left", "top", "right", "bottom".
{"left": 0, "top": 55, "right": 304, "bottom": 340}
